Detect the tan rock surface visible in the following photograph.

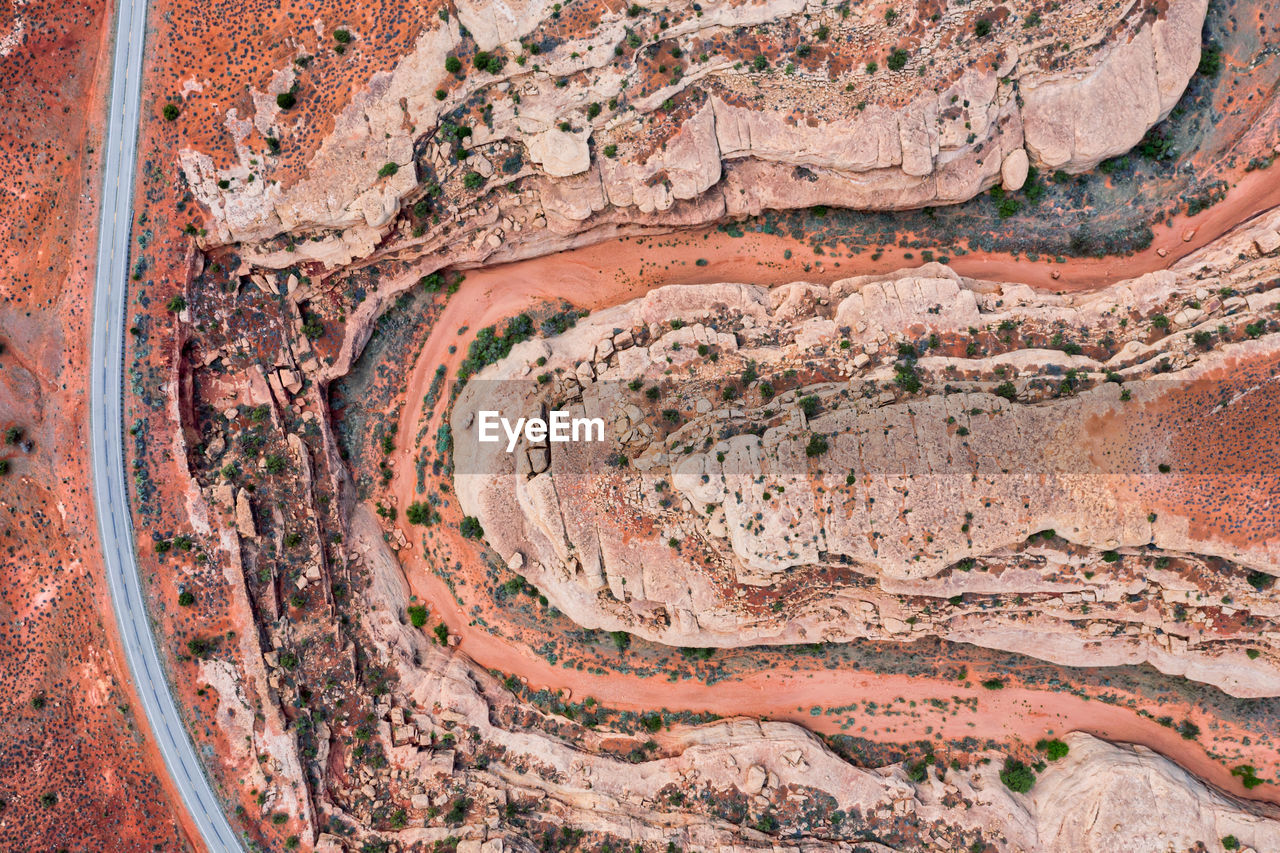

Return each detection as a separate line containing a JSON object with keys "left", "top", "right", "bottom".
{"left": 350, "top": 513, "right": 1280, "bottom": 851}
{"left": 1022, "top": 0, "right": 1207, "bottom": 170}
{"left": 179, "top": 0, "right": 1210, "bottom": 273}
{"left": 454, "top": 214, "right": 1280, "bottom": 696}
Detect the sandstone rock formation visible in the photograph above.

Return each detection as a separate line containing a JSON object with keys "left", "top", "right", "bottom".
{"left": 1021, "top": 0, "right": 1209, "bottom": 170}
{"left": 455, "top": 208, "right": 1280, "bottom": 697}
{"left": 341, "top": 508, "right": 1280, "bottom": 851}
{"left": 178, "top": 0, "right": 1207, "bottom": 275}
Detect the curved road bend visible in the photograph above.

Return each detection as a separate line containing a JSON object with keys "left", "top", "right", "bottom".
{"left": 90, "top": 0, "right": 242, "bottom": 849}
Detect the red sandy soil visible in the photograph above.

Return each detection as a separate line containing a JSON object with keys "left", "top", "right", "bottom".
{"left": 114, "top": 1, "right": 331, "bottom": 847}
{"left": 0, "top": 0, "right": 193, "bottom": 848}
{"left": 465, "top": 163, "right": 1280, "bottom": 296}
{"left": 147, "top": 0, "right": 443, "bottom": 181}
{"left": 387, "top": 207, "right": 1280, "bottom": 812}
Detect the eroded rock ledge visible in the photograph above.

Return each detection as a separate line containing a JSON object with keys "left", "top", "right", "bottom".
{"left": 455, "top": 209, "right": 1280, "bottom": 697}
{"left": 179, "top": 0, "right": 1207, "bottom": 273}
{"left": 326, "top": 506, "right": 1280, "bottom": 852}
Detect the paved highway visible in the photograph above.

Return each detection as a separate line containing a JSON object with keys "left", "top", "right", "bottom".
{"left": 89, "top": 0, "right": 242, "bottom": 850}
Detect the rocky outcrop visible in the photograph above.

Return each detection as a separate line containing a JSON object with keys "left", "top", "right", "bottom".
{"left": 1022, "top": 0, "right": 1208, "bottom": 170}
{"left": 349, "top": 510, "right": 1280, "bottom": 851}
{"left": 180, "top": 0, "right": 1209, "bottom": 272}
{"left": 1033, "top": 734, "right": 1280, "bottom": 852}
{"left": 454, "top": 209, "right": 1280, "bottom": 696}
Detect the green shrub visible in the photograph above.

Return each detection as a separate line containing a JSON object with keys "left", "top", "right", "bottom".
{"left": 1198, "top": 44, "right": 1222, "bottom": 77}
{"left": 473, "top": 51, "right": 503, "bottom": 73}
{"left": 805, "top": 434, "right": 829, "bottom": 457}
{"left": 1247, "top": 570, "right": 1275, "bottom": 591}
{"left": 1232, "top": 765, "right": 1264, "bottom": 789}
{"left": 445, "top": 797, "right": 471, "bottom": 824}
{"left": 445, "top": 55, "right": 462, "bottom": 73}
{"left": 460, "top": 516, "right": 484, "bottom": 539}
{"left": 894, "top": 361, "right": 922, "bottom": 393}
{"left": 887, "top": 48, "right": 909, "bottom": 71}
{"left": 1036, "top": 738, "right": 1069, "bottom": 761}
{"left": 999, "top": 758, "right": 1035, "bottom": 792}
{"left": 378, "top": 162, "right": 398, "bottom": 178}
{"left": 408, "top": 605, "right": 428, "bottom": 627}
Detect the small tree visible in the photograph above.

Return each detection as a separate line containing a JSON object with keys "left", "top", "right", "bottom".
{"left": 163, "top": 103, "right": 180, "bottom": 121}
{"left": 460, "top": 516, "right": 484, "bottom": 539}
{"left": 445, "top": 55, "right": 462, "bottom": 73}
{"left": 999, "top": 758, "right": 1035, "bottom": 792}
{"left": 1036, "top": 738, "right": 1069, "bottom": 761}
{"left": 178, "top": 590, "right": 196, "bottom": 607}
{"left": 887, "top": 48, "right": 909, "bottom": 71}
{"left": 166, "top": 295, "right": 186, "bottom": 312}
{"left": 407, "top": 605, "right": 428, "bottom": 627}
{"left": 805, "top": 434, "right": 829, "bottom": 457}
{"left": 276, "top": 90, "right": 297, "bottom": 110}
{"left": 333, "top": 28, "right": 352, "bottom": 43}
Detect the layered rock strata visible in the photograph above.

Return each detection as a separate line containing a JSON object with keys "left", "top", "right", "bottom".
{"left": 455, "top": 209, "right": 1280, "bottom": 697}
{"left": 179, "top": 0, "right": 1208, "bottom": 273}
